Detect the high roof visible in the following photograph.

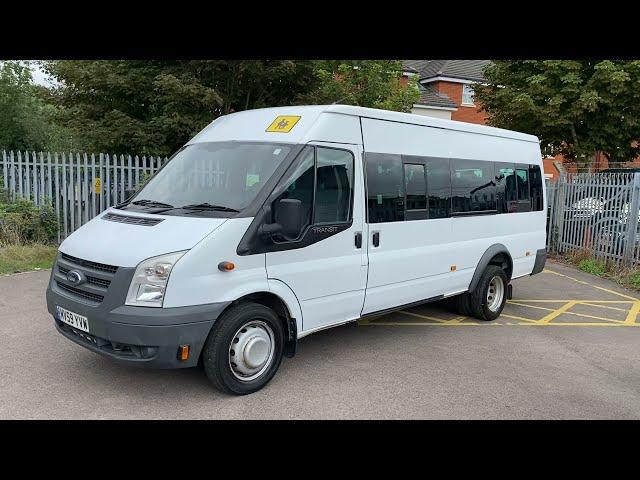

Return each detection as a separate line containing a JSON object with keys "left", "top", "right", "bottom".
{"left": 196, "top": 105, "right": 538, "bottom": 144}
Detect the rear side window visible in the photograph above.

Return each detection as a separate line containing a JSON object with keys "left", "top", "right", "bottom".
{"left": 495, "top": 162, "right": 517, "bottom": 214}
{"left": 451, "top": 159, "right": 496, "bottom": 214}
{"left": 404, "top": 163, "right": 427, "bottom": 216}
{"left": 366, "top": 153, "right": 405, "bottom": 223}
{"left": 426, "top": 158, "right": 451, "bottom": 219}
{"left": 529, "top": 164, "right": 544, "bottom": 211}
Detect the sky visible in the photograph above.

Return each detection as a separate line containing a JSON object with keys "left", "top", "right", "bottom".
{"left": 29, "top": 61, "right": 58, "bottom": 87}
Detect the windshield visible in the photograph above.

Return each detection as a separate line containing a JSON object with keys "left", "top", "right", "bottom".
{"left": 128, "top": 142, "right": 292, "bottom": 213}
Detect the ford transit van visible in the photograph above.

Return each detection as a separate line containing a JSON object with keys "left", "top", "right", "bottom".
{"left": 46, "top": 105, "right": 546, "bottom": 395}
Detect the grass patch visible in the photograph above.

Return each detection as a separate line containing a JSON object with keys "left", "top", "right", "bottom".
{"left": 0, "top": 243, "right": 58, "bottom": 275}
{"left": 554, "top": 250, "right": 640, "bottom": 292}
{"left": 577, "top": 258, "right": 607, "bottom": 277}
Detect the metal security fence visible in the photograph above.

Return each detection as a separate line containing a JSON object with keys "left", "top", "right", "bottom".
{"left": 546, "top": 173, "right": 640, "bottom": 266}
{"left": 1, "top": 150, "right": 168, "bottom": 241}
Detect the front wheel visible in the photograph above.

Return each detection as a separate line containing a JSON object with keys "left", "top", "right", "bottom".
{"left": 202, "top": 302, "right": 285, "bottom": 395}
{"left": 468, "top": 265, "right": 508, "bottom": 321}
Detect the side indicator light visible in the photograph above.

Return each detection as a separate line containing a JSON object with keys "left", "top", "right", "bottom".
{"left": 178, "top": 345, "right": 190, "bottom": 361}
{"left": 218, "top": 261, "right": 235, "bottom": 272}
{"left": 450, "top": 265, "right": 457, "bottom": 271}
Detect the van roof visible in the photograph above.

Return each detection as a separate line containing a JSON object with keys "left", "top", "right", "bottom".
{"left": 226, "top": 104, "right": 540, "bottom": 143}
{"left": 188, "top": 105, "right": 540, "bottom": 146}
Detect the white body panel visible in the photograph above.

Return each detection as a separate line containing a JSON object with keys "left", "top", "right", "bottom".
{"left": 59, "top": 208, "right": 226, "bottom": 268}
{"left": 58, "top": 105, "right": 545, "bottom": 340}
{"left": 265, "top": 142, "right": 367, "bottom": 332}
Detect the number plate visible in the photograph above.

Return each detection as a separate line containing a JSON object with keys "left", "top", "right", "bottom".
{"left": 56, "top": 305, "right": 90, "bottom": 333}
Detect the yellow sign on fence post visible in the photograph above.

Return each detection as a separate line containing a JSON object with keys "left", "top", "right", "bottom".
{"left": 94, "top": 177, "right": 102, "bottom": 194}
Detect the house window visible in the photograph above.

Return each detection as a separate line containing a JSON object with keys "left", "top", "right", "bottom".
{"left": 461, "top": 84, "right": 475, "bottom": 106}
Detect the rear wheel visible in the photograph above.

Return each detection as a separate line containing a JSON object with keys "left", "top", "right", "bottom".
{"left": 201, "top": 302, "right": 284, "bottom": 395}
{"left": 468, "top": 265, "right": 508, "bottom": 321}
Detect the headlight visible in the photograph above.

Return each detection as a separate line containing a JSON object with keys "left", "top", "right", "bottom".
{"left": 125, "top": 251, "right": 188, "bottom": 307}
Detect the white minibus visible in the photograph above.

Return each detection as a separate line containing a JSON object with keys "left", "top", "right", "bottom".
{"left": 46, "top": 105, "right": 547, "bottom": 395}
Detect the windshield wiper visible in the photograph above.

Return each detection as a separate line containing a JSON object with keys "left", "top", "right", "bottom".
{"left": 131, "top": 199, "right": 175, "bottom": 208}
{"left": 179, "top": 203, "right": 240, "bottom": 213}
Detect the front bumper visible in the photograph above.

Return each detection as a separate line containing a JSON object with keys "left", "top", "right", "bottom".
{"left": 47, "top": 254, "right": 229, "bottom": 368}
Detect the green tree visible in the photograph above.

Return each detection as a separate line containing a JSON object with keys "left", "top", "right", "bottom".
{"left": 474, "top": 60, "right": 640, "bottom": 171}
{"left": 0, "top": 61, "right": 59, "bottom": 151}
{"left": 43, "top": 60, "right": 317, "bottom": 156}
{"left": 299, "top": 60, "right": 419, "bottom": 112}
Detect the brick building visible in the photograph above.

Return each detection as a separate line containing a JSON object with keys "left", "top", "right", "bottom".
{"left": 402, "top": 60, "right": 562, "bottom": 180}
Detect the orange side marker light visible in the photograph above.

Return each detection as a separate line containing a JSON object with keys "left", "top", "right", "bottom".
{"left": 178, "top": 345, "right": 190, "bottom": 361}
{"left": 218, "top": 261, "right": 235, "bottom": 272}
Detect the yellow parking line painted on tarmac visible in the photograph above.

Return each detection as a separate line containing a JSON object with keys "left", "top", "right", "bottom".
{"left": 511, "top": 299, "right": 636, "bottom": 303}
{"left": 537, "top": 301, "right": 578, "bottom": 324}
{"left": 624, "top": 301, "right": 640, "bottom": 325}
{"left": 501, "top": 314, "right": 540, "bottom": 323}
{"left": 543, "top": 269, "right": 638, "bottom": 301}
{"left": 579, "top": 302, "right": 631, "bottom": 313}
{"left": 397, "top": 310, "right": 449, "bottom": 323}
{"left": 508, "top": 301, "right": 557, "bottom": 311}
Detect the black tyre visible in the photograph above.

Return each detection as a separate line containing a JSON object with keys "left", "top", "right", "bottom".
{"left": 468, "top": 265, "right": 508, "bottom": 321}
{"left": 201, "top": 302, "right": 285, "bottom": 395}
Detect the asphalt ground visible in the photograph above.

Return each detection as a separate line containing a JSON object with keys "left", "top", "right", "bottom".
{"left": 2, "top": 259, "right": 640, "bottom": 419}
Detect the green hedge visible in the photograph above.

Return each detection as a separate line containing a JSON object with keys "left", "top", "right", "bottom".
{"left": 0, "top": 195, "right": 59, "bottom": 244}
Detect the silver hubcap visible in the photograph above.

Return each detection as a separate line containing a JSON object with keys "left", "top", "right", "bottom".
{"left": 228, "top": 321, "right": 275, "bottom": 382}
{"left": 486, "top": 276, "right": 505, "bottom": 312}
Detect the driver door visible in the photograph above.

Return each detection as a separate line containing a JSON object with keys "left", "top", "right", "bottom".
{"left": 265, "top": 142, "right": 367, "bottom": 333}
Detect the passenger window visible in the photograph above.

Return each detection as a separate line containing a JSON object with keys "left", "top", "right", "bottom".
{"left": 404, "top": 163, "right": 427, "bottom": 212}
{"left": 451, "top": 159, "right": 497, "bottom": 214}
{"left": 425, "top": 157, "right": 451, "bottom": 219}
{"left": 314, "top": 147, "right": 354, "bottom": 224}
{"left": 272, "top": 146, "right": 315, "bottom": 235}
{"left": 529, "top": 165, "right": 544, "bottom": 211}
{"left": 366, "top": 153, "right": 405, "bottom": 223}
{"left": 516, "top": 167, "right": 530, "bottom": 202}
{"left": 515, "top": 166, "right": 531, "bottom": 212}
{"left": 495, "top": 163, "right": 517, "bottom": 214}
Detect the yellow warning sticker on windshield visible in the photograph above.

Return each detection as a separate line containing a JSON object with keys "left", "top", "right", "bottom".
{"left": 266, "top": 115, "right": 301, "bottom": 133}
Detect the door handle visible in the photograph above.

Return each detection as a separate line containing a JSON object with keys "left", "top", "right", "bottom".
{"left": 354, "top": 232, "right": 362, "bottom": 249}
{"left": 372, "top": 231, "right": 380, "bottom": 247}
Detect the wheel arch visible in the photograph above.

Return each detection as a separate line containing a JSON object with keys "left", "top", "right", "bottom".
{"left": 216, "top": 290, "right": 299, "bottom": 358}
{"left": 468, "top": 244, "right": 513, "bottom": 293}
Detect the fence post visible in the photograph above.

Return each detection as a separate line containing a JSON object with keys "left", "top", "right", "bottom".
{"left": 623, "top": 173, "right": 640, "bottom": 267}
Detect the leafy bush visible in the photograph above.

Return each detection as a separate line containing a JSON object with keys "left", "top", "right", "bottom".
{"left": 628, "top": 271, "right": 640, "bottom": 290}
{"left": 577, "top": 258, "right": 607, "bottom": 277}
{"left": 0, "top": 196, "right": 58, "bottom": 244}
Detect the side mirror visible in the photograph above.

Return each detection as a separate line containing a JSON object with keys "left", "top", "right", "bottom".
{"left": 275, "top": 199, "right": 305, "bottom": 239}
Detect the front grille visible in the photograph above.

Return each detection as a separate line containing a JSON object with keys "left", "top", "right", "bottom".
{"left": 58, "top": 265, "right": 111, "bottom": 288}
{"left": 56, "top": 281, "right": 105, "bottom": 303}
{"left": 102, "top": 212, "right": 164, "bottom": 226}
{"left": 61, "top": 253, "right": 118, "bottom": 274}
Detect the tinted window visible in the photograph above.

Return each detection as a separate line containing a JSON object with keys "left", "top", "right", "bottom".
{"left": 425, "top": 158, "right": 451, "bottom": 219}
{"left": 314, "top": 147, "right": 354, "bottom": 223}
{"left": 404, "top": 163, "right": 427, "bottom": 211}
{"left": 516, "top": 166, "right": 530, "bottom": 201}
{"left": 495, "top": 162, "right": 517, "bottom": 214}
{"left": 451, "top": 159, "right": 496, "bottom": 213}
{"left": 366, "top": 153, "right": 405, "bottom": 223}
{"left": 529, "top": 164, "right": 544, "bottom": 211}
